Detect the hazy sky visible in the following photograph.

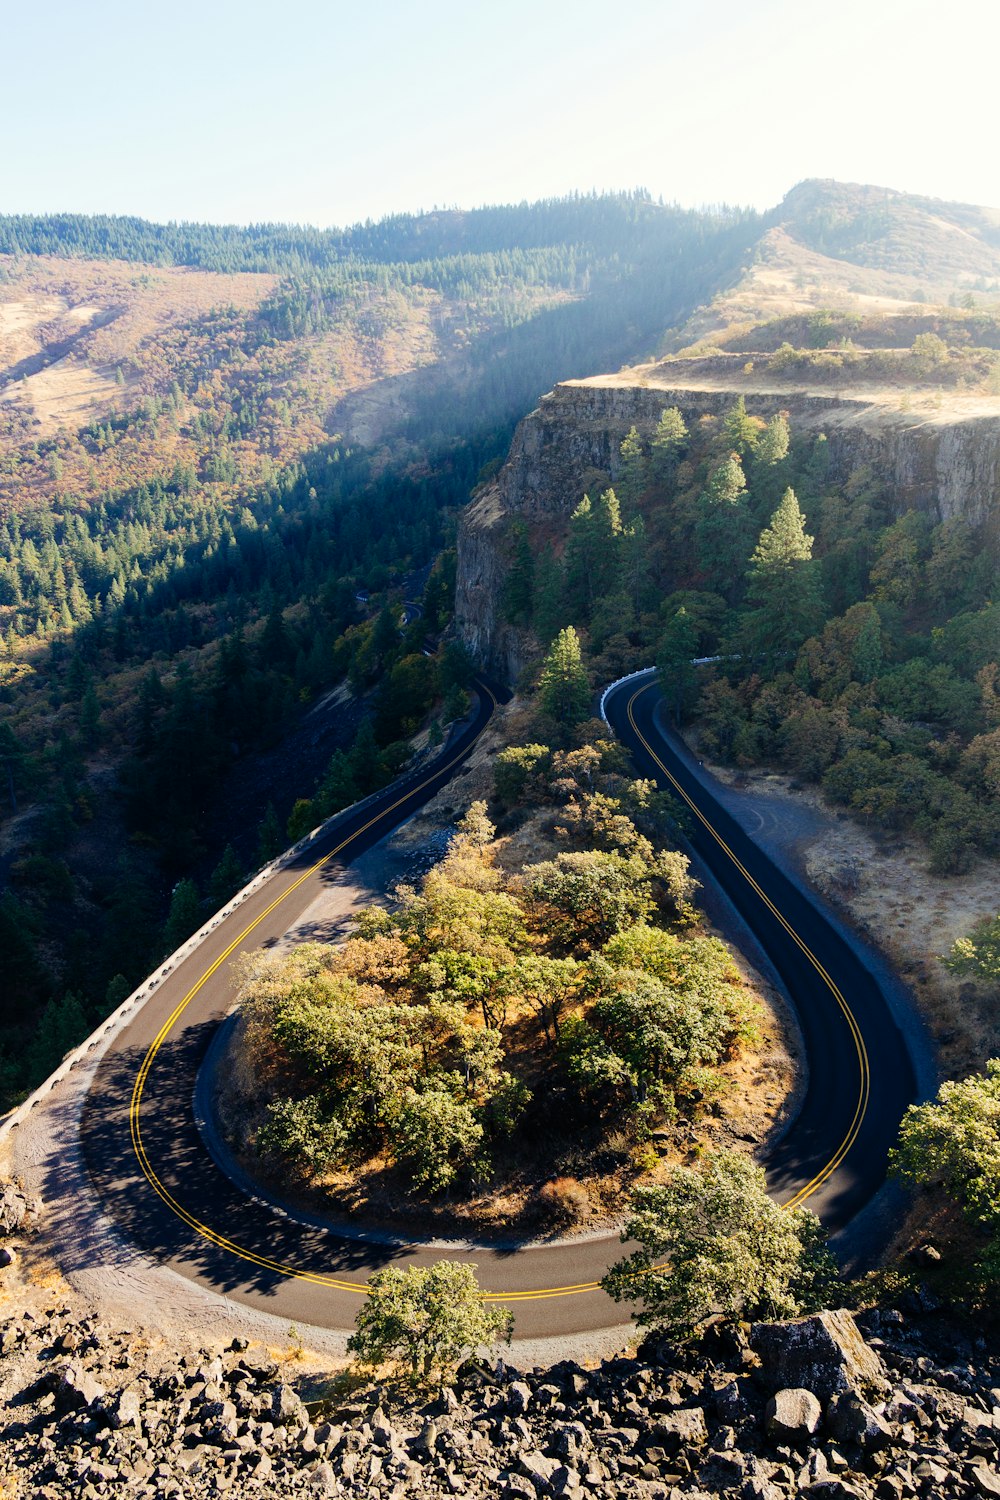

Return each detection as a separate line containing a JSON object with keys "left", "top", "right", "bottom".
{"left": 3, "top": 0, "right": 997, "bottom": 227}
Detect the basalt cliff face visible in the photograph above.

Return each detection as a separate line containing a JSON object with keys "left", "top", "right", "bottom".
{"left": 456, "top": 365, "right": 1000, "bottom": 683}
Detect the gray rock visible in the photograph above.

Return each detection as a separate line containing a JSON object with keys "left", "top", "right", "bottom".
{"left": 826, "top": 1392, "right": 892, "bottom": 1451}
{"left": 0, "top": 1245, "right": 17, "bottom": 1268}
{"left": 972, "top": 1468, "right": 1000, "bottom": 1499}
{"left": 270, "top": 1384, "right": 308, "bottom": 1428}
{"left": 739, "top": 1483, "right": 785, "bottom": 1500}
{"left": 517, "top": 1449, "right": 560, "bottom": 1489}
{"left": 700, "top": 1450, "right": 747, "bottom": 1488}
{"left": 549, "top": 1463, "right": 581, "bottom": 1497}
{"left": 715, "top": 1378, "right": 753, "bottom": 1424}
{"left": 305, "top": 1458, "right": 337, "bottom": 1494}
{"left": 109, "top": 1386, "right": 143, "bottom": 1430}
{"left": 411, "top": 1417, "right": 438, "bottom": 1456}
{"left": 0, "top": 1183, "right": 28, "bottom": 1235}
{"left": 801, "top": 1483, "right": 869, "bottom": 1500}
{"left": 239, "top": 1351, "right": 279, "bottom": 1382}
{"left": 507, "top": 1380, "right": 533, "bottom": 1415}
{"left": 553, "top": 1423, "right": 591, "bottom": 1462}
{"left": 651, "top": 1406, "right": 708, "bottom": 1452}
{"left": 56, "top": 1363, "right": 106, "bottom": 1413}
{"left": 766, "top": 1387, "right": 822, "bottom": 1444}
{"left": 750, "top": 1310, "right": 889, "bottom": 1402}
{"left": 499, "top": 1477, "right": 536, "bottom": 1500}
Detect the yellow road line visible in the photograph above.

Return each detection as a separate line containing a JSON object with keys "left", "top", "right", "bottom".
{"left": 125, "top": 676, "right": 868, "bottom": 1309}
{"left": 129, "top": 691, "right": 522, "bottom": 1298}
{"left": 624, "top": 683, "right": 870, "bottom": 1208}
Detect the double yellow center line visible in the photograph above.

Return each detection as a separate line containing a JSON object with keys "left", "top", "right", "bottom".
{"left": 625, "top": 683, "right": 870, "bottom": 1210}
{"left": 125, "top": 679, "right": 867, "bottom": 1308}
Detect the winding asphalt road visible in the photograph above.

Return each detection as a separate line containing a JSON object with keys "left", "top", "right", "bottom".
{"left": 78, "top": 676, "right": 919, "bottom": 1339}
{"left": 605, "top": 677, "right": 919, "bottom": 1231}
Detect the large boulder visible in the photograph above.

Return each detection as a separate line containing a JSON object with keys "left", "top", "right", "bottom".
{"left": 765, "top": 1387, "right": 822, "bottom": 1444}
{"left": 825, "top": 1391, "right": 892, "bottom": 1451}
{"left": 270, "top": 1383, "right": 309, "bottom": 1428}
{"left": 650, "top": 1406, "right": 708, "bottom": 1453}
{"left": 750, "top": 1310, "right": 889, "bottom": 1402}
{"left": 800, "top": 1483, "right": 869, "bottom": 1500}
{"left": 107, "top": 1385, "right": 143, "bottom": 1429}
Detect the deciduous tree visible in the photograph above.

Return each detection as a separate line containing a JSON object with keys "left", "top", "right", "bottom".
{"left": 347, "top": 1262, "right": 513, "bottom": 1382}
{"left": 602, "top": 1149, "right": 834, "bottom": 1338}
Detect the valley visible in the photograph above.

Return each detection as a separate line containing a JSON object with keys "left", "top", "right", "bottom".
{"left": 4, "top": 175, "right": 1000, "bottom": 1500}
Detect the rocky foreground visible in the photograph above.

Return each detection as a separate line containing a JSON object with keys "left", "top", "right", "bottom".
{"left": 2, "top": 1285, "right": 999, "bottom": 1500}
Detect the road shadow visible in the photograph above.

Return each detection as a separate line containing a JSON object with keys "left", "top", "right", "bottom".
{"left": 75, "top": 1024, "right": 412, "bottom": 1303}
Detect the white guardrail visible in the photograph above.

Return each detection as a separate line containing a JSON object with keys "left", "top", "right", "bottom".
{"left": 598, "top": 658, "right": 723, "bottom": 728}
{"left": 4, "top": 665, "right": 711, "bottom": 1146}
{"left": 0, "top": 728, "right": 464, "bottom": 1145}
{"left": 597, "top": 665, "right": 657, "bottom": 726}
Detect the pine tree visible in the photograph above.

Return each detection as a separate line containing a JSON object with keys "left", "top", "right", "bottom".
{"left": 721, "top": 395, "right": 759, "bottom": 457}
{"left": 66, "top": 654, "right": 90, "bottom": 702}
{"left": 705, "top": 455, "right": 747, "bottom": 505}
{"left": 104, "top": 973, "right": 130, "bottom": 1010}
{"left": 208, "top": 845, "right": 244, "bottom": 910}
{"left": 750, "top": 412, "right": 791, "bottom": 511}
{"left": 503, "top": 521, "right": 535, "bottom": 624}
{"left": 350, "top": 717, "right": 381, "bottom": 793}
{"left": 564, "top": 495, "right": 597, "bottom": 618}
{"left": 318, "top": 750, "right": 358, "bottom": 816}
{"left": 649, "top": 407, "right": 688, "bottom": 485}
{"left": 622, "top": 516, "right": 654, "bottom": 613}
{"left": 695, "top": 454, "right": 752, "bottom": 598}
{"left": 533, "top": 552, "right": 565, "bottom": 646}
{"left": 743, "top": 488, "right": 823, "bottom": 654}
{"left": 286, "top": 799, "right": 316, "bottom": 842}
{"left": 255, "top": 803, "right": 284, "bottom": 864}
{"left": 851, "top": 606, "right": 883, "bottom": 684}
{"left": 564, "top": 491, "right": 623, "bottom": 619}
{"left": 79, "top": 685, "right": 101, "bottom": 748}
{"left": 28, "top": 991, "right": 90, "bottom": 1080}
{"left": 754, "top": 411, "right": 790, "bottom": 467}
{"left": 658, "top": 608, "right": 700, "bottom": 724}
{"left": 259, "top": 606, "right": 293, "bottom": 669}
{"left": 164, "top": 877, "right": 202, "bottom": 953}
{"left": 371, "top": 605, "right": 400, "bottom": 671}
{"left": 617, "top": 427, "right": 647, "bottom": 512}
{"left": 538, "top": 626, "right": 591, "bottom": 733}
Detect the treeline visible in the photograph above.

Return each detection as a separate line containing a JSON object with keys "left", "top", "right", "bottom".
{"left": 0, "top": 191, "right": 755, "bottom": 275}
{"left": 258, "top": 245, "right": 583, "bottom": 341}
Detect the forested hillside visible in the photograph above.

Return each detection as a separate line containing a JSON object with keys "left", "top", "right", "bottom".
{"left": 0, "top": 192, "right": 757, "bottom": 1107}
{"left": 477, "top": 385, "right": 1000, "bottom": 875}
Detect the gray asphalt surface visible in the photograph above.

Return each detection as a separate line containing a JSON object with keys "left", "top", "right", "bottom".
{"left": 75, "top": 677, "right": 923, "bottom": 1336}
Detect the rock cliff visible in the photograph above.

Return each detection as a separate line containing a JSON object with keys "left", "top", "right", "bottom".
{"left": 456, "top": 362, "right": 1000, "bottom": 681}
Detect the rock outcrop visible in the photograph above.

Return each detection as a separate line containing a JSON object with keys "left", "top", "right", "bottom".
{"left": 456, "top": 365, "right": 1000, "bottom": 681}
{"left": 3, "top": 1298, "right": 1000, "bottom": 1498}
